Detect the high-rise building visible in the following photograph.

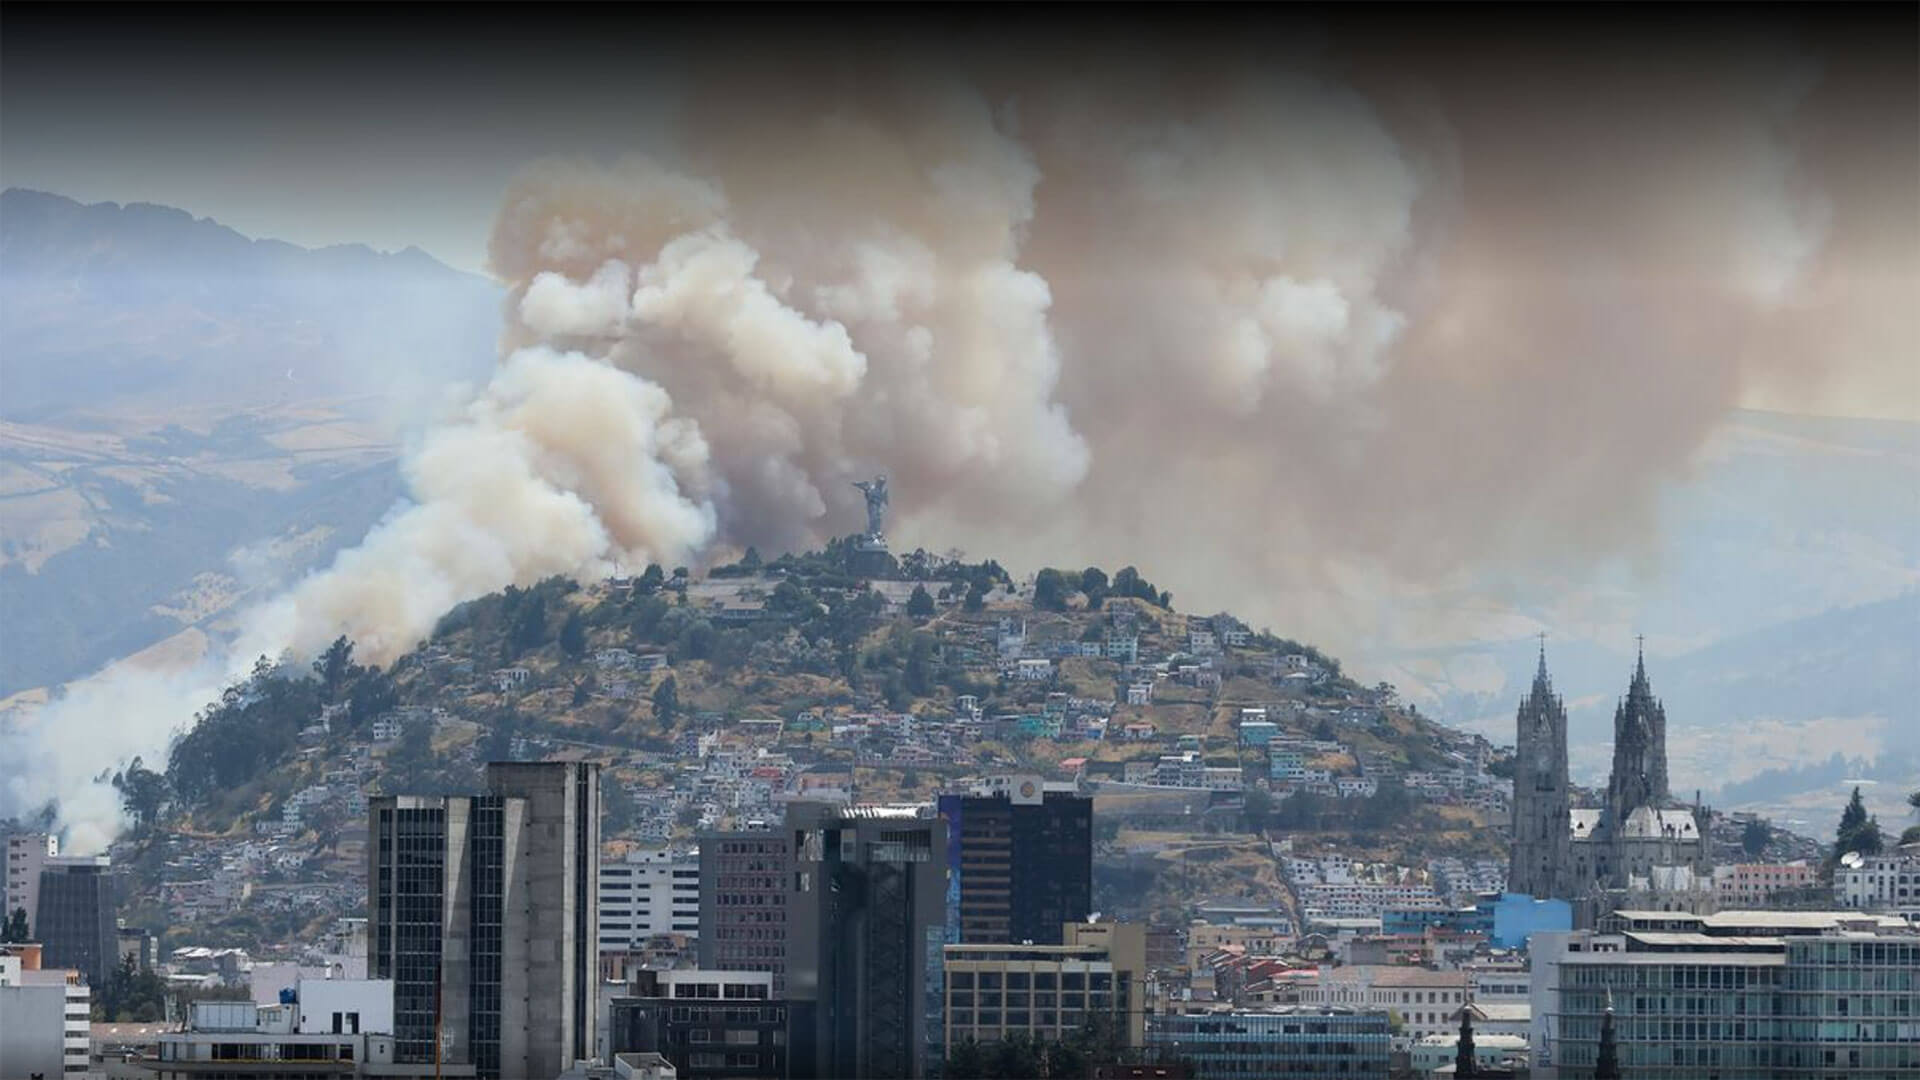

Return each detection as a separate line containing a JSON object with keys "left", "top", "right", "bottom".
{"left": 937, "top": 778, "right": 1092, "bottom": 945}
{"left": 1530, "top": 909, "right": 1920, "bottom": 1078}
{"left": 788, "top": 802, "right": 947, "bottom": 1080}
{"left": 698, "top": 827, "right": 795, "bottom": 996}
{"left": 600, "top": 848, "right": 700, "bottom": 954}
{"left": 3, "top": 831, "right": 56, "bottom": 933}
{"left": 368, "top": 761, "right": 600, "bottom": 1080}
{"left": 36, "top": 854, "right": 115, "bottom": 987}
{"left": 942, "top": 921, "right": 1147, "bottom": 1052}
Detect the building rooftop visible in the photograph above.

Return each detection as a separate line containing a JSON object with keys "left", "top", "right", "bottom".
{"left": 1624, "top": 932, "right": 1784, "bottom": 949}
{"left": 1561, "top": 951, "right": 1786, "bottom": 966}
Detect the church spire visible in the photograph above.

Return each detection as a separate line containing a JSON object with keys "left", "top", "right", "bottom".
{"left": 1595, "top": 988, "right": 1621, "bottom": 1079}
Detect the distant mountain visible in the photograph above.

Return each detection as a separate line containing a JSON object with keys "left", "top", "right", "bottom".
{"left": 1, "top": 187, "right": 500, "bottom": 421}
{"left": 0, "top": 190, "right": 502, "bottom": 694}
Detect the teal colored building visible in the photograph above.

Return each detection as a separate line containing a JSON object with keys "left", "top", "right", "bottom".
{"left": 1490, "top": 891, "right": 1571, "bottom": 948}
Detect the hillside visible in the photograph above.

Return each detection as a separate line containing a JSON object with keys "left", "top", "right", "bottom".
{"left": 82, "top": 542, "right": 1516, "bottom": 951}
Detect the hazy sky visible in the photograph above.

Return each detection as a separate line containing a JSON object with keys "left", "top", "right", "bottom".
{"left": 4, "top": 8, "right": 1915, "bottom": 420}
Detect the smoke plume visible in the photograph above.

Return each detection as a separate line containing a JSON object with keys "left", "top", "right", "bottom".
{"left": 6, "top": 17, "right": 1913, "bottom": 848}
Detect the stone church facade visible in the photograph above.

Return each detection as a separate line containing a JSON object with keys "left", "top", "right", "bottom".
{"left": 1509, "top": 645, "right": 1711, "bottom": 909}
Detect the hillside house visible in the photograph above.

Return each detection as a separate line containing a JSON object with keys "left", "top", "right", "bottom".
{"left": 1122, "top": 720, "right": 1158, "bottom": 741}
{"left": 493, "top": 666, "right": 531, "bottom": 692}
{"left": 1126, "top": 683, "right": 1154, "bottom": 706}
{"left": 594, "top": 647, "right": 638, "bottom": 670}
{"left": 1105, "top": 634, "right": 1139, "bottom": 662}
{"left": 1240, "top": 721, "right": 1280, "bottom": 746}
{"left": 1337, "top": 777, "right": 1379, "bottom": 799}
{"left": 1015, "top": 658, "right": 1053, "bottom": 681}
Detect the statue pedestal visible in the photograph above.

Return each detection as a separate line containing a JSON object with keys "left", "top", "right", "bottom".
{"left": 850, "top": 536, "right": 895, "bottom": 578}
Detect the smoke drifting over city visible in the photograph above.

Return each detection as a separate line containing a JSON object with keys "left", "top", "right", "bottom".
{"left": 3, "top": 12, "right": 1914, "bottom": 848}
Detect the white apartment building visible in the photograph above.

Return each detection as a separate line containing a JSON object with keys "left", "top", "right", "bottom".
{"left": 150, "top": 981, "right": 404, "bottom": 1080}
{"left": 1, "top": 946, "right": 91, "bottom": 1080}
{"left": 1834, "top": 847, "right": 1920, "bottom": 913}
{"left": 4, "top": 831, "right": 56, "bottom": 931}
{"left": 599, "top": 848, "right": 701, "bottom": 952}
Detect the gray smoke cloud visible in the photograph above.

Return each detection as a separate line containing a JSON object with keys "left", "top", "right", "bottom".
{"left": 8, "top": 25, "right": 1912, "bottom": 849}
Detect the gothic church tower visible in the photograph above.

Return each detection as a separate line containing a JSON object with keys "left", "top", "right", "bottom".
{"left": 1606, "top": 643, "right": 1671, "bottom": 822}
{"left": 1510, "top": 644, "right": 1573, "bottom": 898}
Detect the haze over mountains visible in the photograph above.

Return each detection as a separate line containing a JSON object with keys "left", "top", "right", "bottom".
{"left": 1, "top": 190, "right": 1913, "bottom": 829}
{"left": 0, "top": 189, "right": 499, "bottom": 693}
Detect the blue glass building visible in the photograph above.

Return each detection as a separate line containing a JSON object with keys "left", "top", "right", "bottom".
{"left": 1146, "top": 1007, "right": 1390, "bottom": 1078}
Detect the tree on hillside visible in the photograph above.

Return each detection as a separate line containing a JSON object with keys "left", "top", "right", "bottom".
{"left": 506, "top": 589, "right": 550, "bottom": 655}
{"left": 964, "top": 584, "right": 986, "bottom": 612}
{"left": 112, "top": 757, "right": 167, "bottom": 834}
{"left": 907, "top": 585, "right": 935, "bottom": 619}
{"left": 1079, "top": 567, "right": 1109, "bottom": 609}
{"left": 559, "top": 611, "right": 588, "bottom": 658}
{"left": 313, "top": 636, "right": 356, "bottom": 700}
{"left": 1033, "top": 568, "right": 1070, "bottom": 611}
{"left": 652, "top": 677, "right": 680, "bottom": 727}
{"left": 1834, "top": 786, "right": 1884, "bottom": 859}
{"left": 1243, "top": 786, "right": 1274, "bottom": 833}
{"left": 1741, "top": 819, "right": 1772, "bottom": 858}
{"left": 638, "top": 563, "right": 666, "bottom": 594}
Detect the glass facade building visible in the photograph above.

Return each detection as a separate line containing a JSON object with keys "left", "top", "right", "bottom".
{"left": 1146, "top": 1008, "right": 1390, "bottom": 1078}
{"left": 1545, "top": 925, "right": 1919, "bottom": 1078}
{"left": 937, "top": 786, "right": 1092, "bottom": 946}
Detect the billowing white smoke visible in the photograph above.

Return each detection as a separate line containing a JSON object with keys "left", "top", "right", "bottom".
{"left": 8, "top": 33, "right": 1898, "bottom": 850}
{"left": 237, "top": 345, "right": 715, "bottom": 664}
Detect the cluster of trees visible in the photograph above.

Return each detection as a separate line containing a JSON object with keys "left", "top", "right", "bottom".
{"left": 1833, "top": 786, "right": 1884, "bottom": 861}
{"left": 92, "top": 953, "right": 169, "bottom": 1022}
{"left": 1835, "top": 786, "right": 1920, "bottom": 859}
{"left": 1032, "top": 565, "right": 1171, "bottom": 612}
{"left": 943, "top": 1015, "right": 1145, "bottom": 1079}
{"left": 165, "top": 657, "right": 325, "bottom": 812}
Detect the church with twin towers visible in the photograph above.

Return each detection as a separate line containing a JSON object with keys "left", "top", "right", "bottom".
{"left": 1509, "top": 639, "right": 1712, "bottom": 910}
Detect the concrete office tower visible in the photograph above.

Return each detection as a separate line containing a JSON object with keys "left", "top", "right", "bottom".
{"left": 942, "top": 922, "right": 1148, "bottom": 1053}
{"left": 788, "top": 802, "right": 947, "bottom": 1080}
{"left": 937, "top": 778, "right": 1092, "bottom": 944}
{"left": 369, "top": 761, "right": 600, "bottom": 1080}
{"left": 3, "top": 831, "right": 56, "bottom": 933}
{"left": 698, "top": 827, "right": 796, "bottom": 995}
{"left": 37, "top": 854, "right": 115, "bottom": 987}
